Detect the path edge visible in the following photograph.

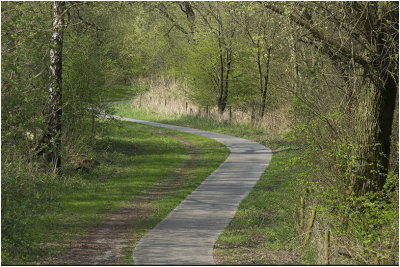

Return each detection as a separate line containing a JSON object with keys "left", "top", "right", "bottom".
{"left": 107, "top": 115, "right": 272, "bottom": 265}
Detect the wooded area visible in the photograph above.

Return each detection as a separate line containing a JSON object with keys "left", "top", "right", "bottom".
{"left": 2, "top": 1, "right": 398, "bottom": 265}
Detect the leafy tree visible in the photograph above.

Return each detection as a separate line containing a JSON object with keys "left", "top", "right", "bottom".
{"left": 268, "top": 2, "right": 399, "bottom": 194}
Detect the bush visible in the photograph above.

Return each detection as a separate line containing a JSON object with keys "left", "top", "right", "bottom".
{"left": 290, "top": 118, "right": 399, "bottom": 265}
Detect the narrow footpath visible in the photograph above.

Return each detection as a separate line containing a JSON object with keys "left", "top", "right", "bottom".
{"left": 109, "top": 115, "right": 272, "bottom": 265}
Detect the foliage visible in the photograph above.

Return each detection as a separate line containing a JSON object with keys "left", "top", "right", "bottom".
{"left": 2, "top": 1, "right": 398, "bottom": 265}
{"left": 289, "top": 116, "right": 399, "bottom": 264}
{"left": 1, "top": 2, "right": 51, "bottom": 154}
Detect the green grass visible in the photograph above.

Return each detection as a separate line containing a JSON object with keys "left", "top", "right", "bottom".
{"left": 1, "top": 119, "right": 229, "bottom": 265}
{"left": 97, "top": 85, "right": 148, "bottom": 102}
{"left": 113, "top": 102, "right": 280, "bottom": 144}
{"left": 2, "top": 93, "right": 304, "bottom": 265}
{"left": 213, "top": 147, "right": 305, "bottom": 265}
{"left": 112, "top": 102, "right": 308, "bottom": 265}
{"left": 37, "top": 122, "right": 187, "bottom": 244}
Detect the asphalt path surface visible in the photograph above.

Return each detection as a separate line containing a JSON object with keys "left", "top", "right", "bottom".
{"left": 108, "top": 115, "right": 272, "bottom": 265}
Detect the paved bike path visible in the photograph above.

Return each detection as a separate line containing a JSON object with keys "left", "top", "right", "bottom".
{"left": 109, "top": 115, "right": 272, "bottom": 265}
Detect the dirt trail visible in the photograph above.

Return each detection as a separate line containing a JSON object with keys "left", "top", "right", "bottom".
{"left": 48, "top": 131, "right": 201, "bottom": 265}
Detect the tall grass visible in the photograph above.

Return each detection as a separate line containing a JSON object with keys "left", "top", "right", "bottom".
{"left": 127, "top": 76, "right": 291, "bottom": 136}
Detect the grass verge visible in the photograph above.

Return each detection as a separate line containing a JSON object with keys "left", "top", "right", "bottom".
{"left": 213, "top": 143, "right": 305, "bottom": 265}
{"left": 112, "top": 102, "right": 309, "bottom": 264}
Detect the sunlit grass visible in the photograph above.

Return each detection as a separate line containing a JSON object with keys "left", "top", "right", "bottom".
{"left": 113, "top": 101, "right": 276, "bottom": 143}
{"left": 26, "top": 121, "right": 186, "bottom": 262}
{"left": 113, "top": 101, "right": 306, "bottom": 265}
{"left": 213, "top": 148, "right": 305, "bottom": 265}
{"left": 96, "top": 85, "right": 148, "bottom": 102}
{"left": 2, "top": 119, "right": 229, "bottom": 265}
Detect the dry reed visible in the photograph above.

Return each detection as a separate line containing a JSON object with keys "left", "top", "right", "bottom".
{"left": 130, "top": 76, "right": 292, "bottom": 135}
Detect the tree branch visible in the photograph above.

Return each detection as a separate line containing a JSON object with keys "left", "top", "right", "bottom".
{"left": 265, "top": 3, "right": 369, "bottom": 69}
{"left": 156, "top": 3, "right": 189, "bottom": 36}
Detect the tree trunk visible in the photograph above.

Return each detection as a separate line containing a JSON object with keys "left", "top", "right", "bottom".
{"left": 221, "top": 47, "right": 232, "bottom": 113}
{"left": 217, "top": 20, "right": 227, "bottom": 114}
{"left": 217, "top": 47, "right": 225, "bottom": 113}
{"left": 354, "top": 68, "right": 398, "bottom": 194}
{"left": 257, "top": 40, "right": 263, "bottom": 95}
{"left": 375, "top": 72, "right": 397, "bottom": 188}
{"left": 38, "top": 1, "right": 65, "bottom": 171}
{"left": 260, "top": 46, "right": 272, "bottom": 118}
{"left": 352, "top": 3, "right": 398, "bottom": 194}
{"left": 179, "top": 2, "right": 196, "bottom": 37}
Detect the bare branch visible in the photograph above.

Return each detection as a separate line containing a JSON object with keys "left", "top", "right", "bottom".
{"left": 265, "top": 3, "right": 369, "bottom": 68}
{"left": 156, "top": 3, "right": 189, "bottom": 36}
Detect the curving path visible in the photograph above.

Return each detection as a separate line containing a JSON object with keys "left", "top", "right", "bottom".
{"left": 108, "top": 115, "right": 272, "bottom": 265}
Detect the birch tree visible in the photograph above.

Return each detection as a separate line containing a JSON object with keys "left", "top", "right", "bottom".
{"left": 37, "top": 1, "right": 65, "bottom": 170}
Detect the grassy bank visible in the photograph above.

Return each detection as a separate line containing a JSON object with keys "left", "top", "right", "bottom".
{"left": 113, "top": 101, "right": 309, "bottom": 264}
{"left": 214, "top": 143, "right": 307, "bottom": 265}
{"left": 2, "top": 117, "right": 229, "bottom": 265}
